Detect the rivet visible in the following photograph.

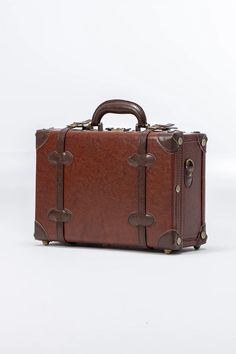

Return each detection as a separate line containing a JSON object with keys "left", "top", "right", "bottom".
{"left": 201, "top": 138, "right": 207, "bottom": 147}
{"left": 176, "top": 237, "right": 182, "bottom": 246}
{"left": 175, "top": 185, "right": 181, "bottom": 193}
{"left": 201, "top": 231, "right": 207, "bottom": 240}
{"left": 178, "top": 137, "right": 183, "bottom": 145}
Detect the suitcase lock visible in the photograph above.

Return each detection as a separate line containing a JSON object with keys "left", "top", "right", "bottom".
{"left": 184, "top": 159, "right": 194, "bottom": 187}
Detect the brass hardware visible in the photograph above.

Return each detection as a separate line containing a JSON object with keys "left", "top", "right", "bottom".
{"left": 194, "top": 245, "right": 200, "bottom": 250}
{"left": 42, "top": 240, "right": 50, "bottom": 246}
{"left": 178, "top": 137, "right": 183, "bottom": 145}
{"left": 201, "top": 231, "right": 207, "bottom": 240}
{"left": 176, "top": 237, "right": 182, "bottom": 246}
{"left": 67, "top": 119, "right": 92, "bottom": 130}
{"left": 164, "top": 249, "right": 172, "bottom": 254}
{"left": 175, "top": 185, "right": 181, "bottom": 193}
{"left": 67, "top": 121, "right": 178, "bottom": 132}
{"left": 147, "top": 123, "right": 177, "bottom": 131}
{"left": 201, "top": 138, "right": 207, "bottom": 147}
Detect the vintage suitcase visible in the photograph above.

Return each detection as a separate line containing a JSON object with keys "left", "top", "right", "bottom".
{"left": 34, "top": 99, "right": 208, "bottom": 254}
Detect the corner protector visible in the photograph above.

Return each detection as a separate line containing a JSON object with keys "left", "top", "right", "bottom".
{"left": 34, "top": 220, "right": 48, "bottom": 241}
{"left": 196, "top": 224, "right": 208, "bottom": 246}
{"left": 157, "top": 229, "right": 183, "bottom": 251}
{"left": 197, "top": 134, "right": 208, "bottom": 153}
{"left": 157, "top": 131, "right": 184, "bottom": 153}
{"left": 35, "top": 129, "right": 51, "bottom": 150}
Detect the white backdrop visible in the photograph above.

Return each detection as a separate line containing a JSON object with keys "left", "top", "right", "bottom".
{"left": 0, "top": 1, "right": 236, "bottom": 353}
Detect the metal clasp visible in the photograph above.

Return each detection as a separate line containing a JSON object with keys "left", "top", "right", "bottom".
{"left": 67, "top": 119, "right": 92, "bottom": 130}
{"left": 147, "top": 123, "right": 177, "bottom": 131}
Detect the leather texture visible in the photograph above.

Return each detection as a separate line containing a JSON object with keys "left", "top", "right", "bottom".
{"left": 34, "top": 102, "right": 207, "bottom": 252}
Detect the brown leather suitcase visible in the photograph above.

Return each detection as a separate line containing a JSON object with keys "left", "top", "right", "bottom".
{"left": 34, "top": 99, "right": 208, "bottom": 254}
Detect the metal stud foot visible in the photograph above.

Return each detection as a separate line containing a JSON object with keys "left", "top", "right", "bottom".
{"left": 164, "top": 249, "right": 172, "bottom": 255}
{"left": 42, "top": 240, "right": 50, "bottom": 246}
{"left": 194, "top": 245, "right": 200, "bottom": 250}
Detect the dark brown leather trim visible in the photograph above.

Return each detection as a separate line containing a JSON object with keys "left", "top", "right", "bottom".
{"left": 128, "top": 153, "right": 156, "bottom": 167}
{"left": 91, "top": 99, "right": 147, "bottom": 128}
{"left": 157, "top": 131, "right": 183, "bottom": 153}
{"left": 128, "top": 212, "right": 155, "bottom": 227}
{"left": 174, "top": 135, "right": 183, "bottom": 239}
{"left": 48, "top": 151, "right": 73, "bottom": 165}
{"left": 34, "top": 220, "right": 48, "bottom": 241}
{"left": 201, "top": 145, "right": 206, "bottom": 232}
{"left": 48, "top": 208, "right": 72, "bottom": 223}
{"left": 157, "top": 230, "right": 183, "bottom": 251}
{"left": 138, "top": 129, "right": 152, "bottom": 247}
{"left": 49, "top": 128, "right": 71, "bottom": 242}
{"left": 128, "top": 129, "right": 154, "bottom": 248}
{"left": 36, "top": 129, "right": 51, "bottom": 150}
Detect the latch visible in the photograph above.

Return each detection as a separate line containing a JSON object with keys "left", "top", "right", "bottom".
{"left": 67, "top": 119, "right": 92, "bottom": 130}
{"left": 147, "top": 123, "right": 177, "bottom": 131}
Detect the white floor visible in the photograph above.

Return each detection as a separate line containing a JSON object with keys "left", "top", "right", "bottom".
{"left": 0, "top": 152, "right": 235, "bottom": 354}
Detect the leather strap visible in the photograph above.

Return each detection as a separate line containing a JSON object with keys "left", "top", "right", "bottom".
{"left": 56, "top": 127, "right": 70, "bottom": 242}
{"left": 91, "top": 99, "right": 147, "bottom": 129}
{"left": 128, "top": 129, "right": 154, "bottom": 247}
{"left": 137, "top": 129, "right": 153, "bottom": 247}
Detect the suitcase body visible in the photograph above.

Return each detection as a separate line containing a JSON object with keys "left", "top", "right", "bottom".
{"left": 34, "top": 100, "right": 208, "bottom": 254}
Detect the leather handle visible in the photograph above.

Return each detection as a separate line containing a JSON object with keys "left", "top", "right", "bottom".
{"left": 91, "top": 99, "right": 147, "bottom": 128}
